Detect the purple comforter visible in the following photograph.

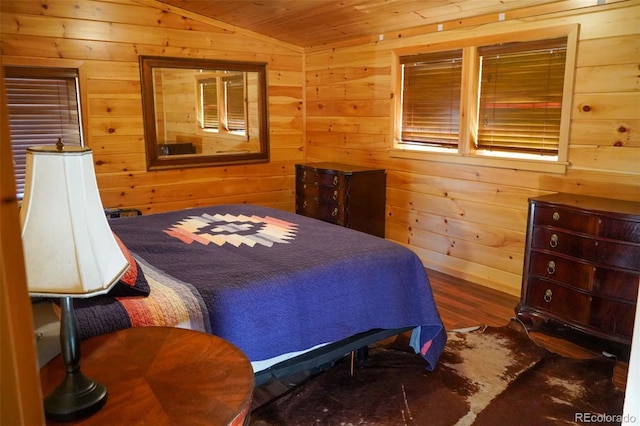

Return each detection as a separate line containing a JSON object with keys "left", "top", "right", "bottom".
{"left": 89, "top": 204, "right": 446, "bottom": 369}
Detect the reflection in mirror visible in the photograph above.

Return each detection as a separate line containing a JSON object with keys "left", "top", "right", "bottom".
{"left": 139, "top": 56, "right": 269, "bottom": 170}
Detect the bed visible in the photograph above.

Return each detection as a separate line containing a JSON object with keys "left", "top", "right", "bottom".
{"left": 32, "top": 204, "right": 447, "bottom": 386}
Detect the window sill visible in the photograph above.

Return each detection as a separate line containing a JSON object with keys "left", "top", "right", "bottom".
{"left": 389, "top": 148, "right": 568, "bottom": 174}
{"left": 199, "top": 128, "right": 249, "bottom": 141}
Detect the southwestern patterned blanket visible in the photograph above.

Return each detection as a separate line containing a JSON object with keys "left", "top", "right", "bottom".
{"left": 71, "top": 204, "right": 446, "bottom": 369}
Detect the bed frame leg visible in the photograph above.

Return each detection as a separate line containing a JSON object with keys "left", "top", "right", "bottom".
{"left": 355, "top": 346, "right": 368, "bottom": 363}
{"left": 349, "top": 346, "right": 370, "bottom": 375}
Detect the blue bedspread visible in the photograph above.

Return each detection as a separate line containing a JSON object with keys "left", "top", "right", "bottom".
{"left": 98, "top": 204, "right": 446, "bottom": 369}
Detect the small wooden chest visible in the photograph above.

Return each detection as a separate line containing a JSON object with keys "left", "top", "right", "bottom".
{"left": 295, "top": 163, "right": 386, "bottom": 238}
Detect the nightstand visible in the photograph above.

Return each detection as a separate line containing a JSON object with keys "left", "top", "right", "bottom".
{"left": 40, "top": 327, "right": 253, "bottom": 425}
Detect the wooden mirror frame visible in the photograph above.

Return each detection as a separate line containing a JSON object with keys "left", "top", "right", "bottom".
{"left": 139, "top": 56, "right": 269, "bottom": 170}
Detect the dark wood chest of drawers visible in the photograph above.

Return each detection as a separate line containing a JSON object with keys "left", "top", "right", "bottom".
{"left": 517, "top": 193, "right": 640, "bottom": 350}
{"left": 295, "top": 163, "right": 386, "bottom": 237}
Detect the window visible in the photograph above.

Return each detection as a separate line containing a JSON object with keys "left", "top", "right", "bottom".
{"left": 4, "top": 67, "right": 83, "bottom": 197}
{"left": 477, "top": 38, "right": 566, "bottom": 156}
{"left": 199, "top": 73, "right": 247, "bottom": 135}
{"left": 401, "top": 50, "right": 462, "bottom": 148}
{"left": 394, "top": 26, "right": 577, "bottom": 172}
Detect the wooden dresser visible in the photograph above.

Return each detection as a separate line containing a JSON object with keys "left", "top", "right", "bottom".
{"left": 295, "top": 163, "right": 386, "bottom": 237}
{"left": 517, "top": 193, "right": 640, "bottom": 354}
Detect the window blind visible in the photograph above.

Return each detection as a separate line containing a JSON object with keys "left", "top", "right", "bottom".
{"left": 201, "top": 78, "right": 219, "bottom": 130}
{"left": 4, "top": 67, "right": 83, "bottom": 197}
{"left": 477, "top": 37, "right": 567, "bottom": 155}
{"left": 400, "top": 49, "right": 462, "bottom": 147}
{"left": 224, "top": 75, "right": 245, "bottom": 132}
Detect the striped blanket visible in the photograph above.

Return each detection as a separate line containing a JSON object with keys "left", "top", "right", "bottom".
{"left": 70, "top": 258, "right": 210, "bottom": 340}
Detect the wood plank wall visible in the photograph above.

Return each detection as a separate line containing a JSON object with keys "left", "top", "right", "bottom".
{"left": 304, "top": 1, "right": 640, "bottom": 295}
{"left": 1, "top": 1, "right": 638, "bottom": 296}
{"left": 1, "top": 0, "right": 305, "bottom": 214}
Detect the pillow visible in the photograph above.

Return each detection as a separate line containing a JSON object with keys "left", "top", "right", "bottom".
{"left": 108, "top": 233, "right": 150, "bottom": 297}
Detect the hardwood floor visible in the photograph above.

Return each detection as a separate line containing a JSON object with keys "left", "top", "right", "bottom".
{"left": 252, "top": 269, "right": 628, "bottom": 410}
{"left": 427, "top": 268, "right": 519, "bottom": 330}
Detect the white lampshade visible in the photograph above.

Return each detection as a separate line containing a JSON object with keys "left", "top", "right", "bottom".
{"left": 20, "top": 145, "right": 128, "bottom": 297}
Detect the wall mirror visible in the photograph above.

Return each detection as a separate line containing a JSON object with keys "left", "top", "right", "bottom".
{"left": 139, "top": 56, "right": 269, "bottom": 170}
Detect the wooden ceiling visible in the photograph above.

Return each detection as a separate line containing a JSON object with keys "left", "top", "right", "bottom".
{"left": 155, "top": 0, "right": 563, "bottom": 48}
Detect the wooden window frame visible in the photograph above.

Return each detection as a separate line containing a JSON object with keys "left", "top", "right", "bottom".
{"left": 391, "top": 24, "right": 578, "bottom": 174}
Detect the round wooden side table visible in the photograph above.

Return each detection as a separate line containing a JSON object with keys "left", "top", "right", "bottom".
{"left": 40, "top": 327, "right": 254, "bottom": 425}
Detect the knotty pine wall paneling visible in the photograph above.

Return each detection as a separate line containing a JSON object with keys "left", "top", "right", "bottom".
{"left": 304, "top": 1, "right": 640, "bottom": 296}
{"left": 1, "top": 0, "right": 305, "bottom": 214}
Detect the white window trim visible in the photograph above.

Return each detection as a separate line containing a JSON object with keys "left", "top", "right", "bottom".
{"left": 390, "top": 24, "right": 579, "bottom": 174}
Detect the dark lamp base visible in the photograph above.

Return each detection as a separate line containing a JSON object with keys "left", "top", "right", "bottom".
{"left": 44, "top": 371, "right": 107, "bottom": 422}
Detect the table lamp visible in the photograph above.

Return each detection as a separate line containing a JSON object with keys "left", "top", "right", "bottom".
{"left": 20, "top": 140, "right": 129, "bottom": 421}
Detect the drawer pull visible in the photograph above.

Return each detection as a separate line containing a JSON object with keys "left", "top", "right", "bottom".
{"left": 333, "top": 190, "right": 338, "bottom": 200}
{"left": 544, "top": 289, "right": 553, "bottom": 303}
{"left": 549, "top": 234, "right": 558, "bottom": 248}
{"left": 333, "top": 176, "right": 338, "bottom": 186}
{"left": 552, "top": 212, "right": 560, "bottom": 221}
{"left": 302, "top": 170, "right": 307, "bottom": 179}
{"left": 546, "top": 260, "right": 556, "bottom": 275}
{"left": 332, "top": 208, "right": 338, "bottom": 217}
{"left": 302, "top": 201, "right": 307, "bottom": 208}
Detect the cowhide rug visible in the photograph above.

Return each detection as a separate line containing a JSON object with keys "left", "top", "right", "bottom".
{"left": 250, "top": 321, "right": 624, "bottom": 425}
